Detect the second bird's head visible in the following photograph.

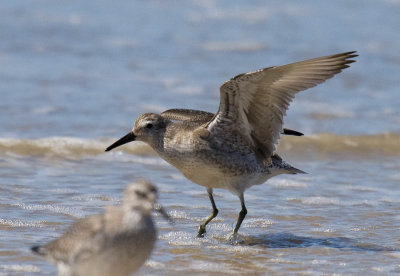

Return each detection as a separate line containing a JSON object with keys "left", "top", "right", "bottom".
{"left": 106, "top": 113, "right": 167, "bottom": 152}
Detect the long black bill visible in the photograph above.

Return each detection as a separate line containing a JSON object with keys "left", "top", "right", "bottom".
{"left": 153, "top": 203, "right": 173, "bottom": 224}
{"left": 105, "top": 132, "right": 136, "bottom": 152}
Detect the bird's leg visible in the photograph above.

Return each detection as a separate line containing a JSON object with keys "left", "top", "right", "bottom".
{"left": 233, "top": 193, "right": 247, "bottom": 234}
{"left": 197, "top": 188, "right": 218, "bottom": 237}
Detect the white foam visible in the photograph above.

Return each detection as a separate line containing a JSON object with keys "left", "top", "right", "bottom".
{"left": 189, "top": 260, "right": 233, "bottom": 273}
{"left": 144, "top": 260, "right": 165, "bottom": 269}
{"left": 295, "top": 196, "right": 339, "bottom": 205}
{"left": 0, "top": 265, "right": 40, "bottom": 273}
{"left": 13, "top": 203, "right": 83, "bottom": 218}
{"left": 271, "top": 179, "right": 308, "bottom": 188}
{"left": 168, "top": 210, "right": 189, "bottom": 220}
{"left": 0, "top": 218, "right": 45, "bottom": 228}
{"left": 160, "top": 231, "right": 201, "bottom": 246}
{"left": 242, "top": 218, "right": 273, "bottom": 228}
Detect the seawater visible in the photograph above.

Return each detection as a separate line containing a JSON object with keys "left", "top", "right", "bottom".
{"left": 1, "top": 0, "right": 400, "bottom": 275}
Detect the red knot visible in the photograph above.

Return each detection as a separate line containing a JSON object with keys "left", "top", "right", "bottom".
{"left": 106, "top": 52, "right": 357, "bottom": 237}
{"left": 31, "top": 180, "right": 171, "bottom": 276}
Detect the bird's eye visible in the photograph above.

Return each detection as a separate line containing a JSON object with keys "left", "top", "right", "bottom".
{"left": 135, "top": 190, "right": 147, "bottom": 199}
{"left": 146, "top": 123, "right": 153, "bottom": 129}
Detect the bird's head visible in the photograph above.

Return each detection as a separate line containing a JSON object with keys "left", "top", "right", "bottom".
{"left": 123, "top": 180, "right": 158, "bottom": 211}
{"left": 106, "top": 113, "right": 167, "bottom": 152}
{"left": 124, "top": 180, "right": 171, "bottom": 222}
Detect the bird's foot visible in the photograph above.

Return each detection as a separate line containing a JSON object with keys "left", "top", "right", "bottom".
{"left": 227, "top": 232, "right": 245, "bottom": 245}
{"left": 197, "top": 225, "right": 206, "bottom": 238}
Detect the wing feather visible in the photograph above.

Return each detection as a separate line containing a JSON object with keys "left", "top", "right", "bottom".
{"left": 42, "top": 214, "right": 105, "bottom": 262}
{"left": 161, "top": 109, "right": 214, "bottom": 123}
{"left": 208, "top": 51, "right": 357, "bottom": 158}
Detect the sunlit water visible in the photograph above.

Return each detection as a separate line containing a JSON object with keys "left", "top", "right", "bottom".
{"left": 1, "top": 0, "right": 400, "bottom": 275}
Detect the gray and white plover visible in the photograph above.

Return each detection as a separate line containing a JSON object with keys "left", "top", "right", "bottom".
{"left": 106, "top": 52, "right": 357, "bottom": 237}
{"left": 31, "top": 180, "right": 170, "bottom": 276}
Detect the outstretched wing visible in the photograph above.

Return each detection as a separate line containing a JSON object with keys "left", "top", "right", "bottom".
{"left": 207, "top": 51, "right": 357, "bottom": 157}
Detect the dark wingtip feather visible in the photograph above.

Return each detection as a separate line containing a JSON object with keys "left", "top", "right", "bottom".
{"left": 341, "top": 51, "right": 358, "bottom": 68}
{"left": 344, "top": 51, "right": 358, "bottom": 60}
{"left": 341, "top": 51, "right": 357, "bottom": 57}
{"left": 282, "top": 128, "right": 304, "bottom": 136}
{"left": 345, "top": 60, "right": 356, "bottom": 64}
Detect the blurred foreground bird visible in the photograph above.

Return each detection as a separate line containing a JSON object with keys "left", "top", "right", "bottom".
{"left": 31, "top": 180, "right": 171, "bottom": 276}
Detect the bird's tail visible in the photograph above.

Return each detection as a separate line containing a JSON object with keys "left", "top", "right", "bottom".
{"left": 286, "top": 165, "right": 307, "bottom": 174}
{"left": 282, "top": 128, "right": 304, "bottom": 136}
{"left": 272, "top": 154, "right": 307, "bottom": 174}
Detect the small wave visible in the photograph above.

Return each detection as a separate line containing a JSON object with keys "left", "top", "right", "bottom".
{"left": 0, "top": 133, "right": 399, "bottom": 160}
{"left": 292, "top": 196, "right": 340, "bottom": 205}
{"left": 0, "top": 137, "right": 157, "bottom": 158}
{"left": 13, "top": 203, "right": 83, "bottom": 218}
{"left": 279, "top": 132, "right": 400, "bottom": 159}
{"left": 0, "top": 218, "right": 46, "bottom": 228}
{"left": 0, "top": 264, "right": 40, "bottom": 273}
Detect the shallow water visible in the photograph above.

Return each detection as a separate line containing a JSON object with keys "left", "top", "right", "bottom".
{"left": 1, "top": 0, "right": 400, "bottom": 275}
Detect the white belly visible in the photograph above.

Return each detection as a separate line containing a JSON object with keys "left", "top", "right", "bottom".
{"left": 159, "top": 136, "right": 287, "bottom": 195}
{"left": 166, "top": 156, "right": 283, "bottom": 195}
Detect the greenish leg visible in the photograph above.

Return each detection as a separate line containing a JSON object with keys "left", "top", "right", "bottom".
{"left": 197, "top": 188, "right": 219, "bottom": 237}
{"left": 233, "top": 193, "right": 247, "bottom": 234}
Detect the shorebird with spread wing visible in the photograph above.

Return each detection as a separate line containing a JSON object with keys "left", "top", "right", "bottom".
{"left": 106, "top": 52, "right": 357, "bottom": 237}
